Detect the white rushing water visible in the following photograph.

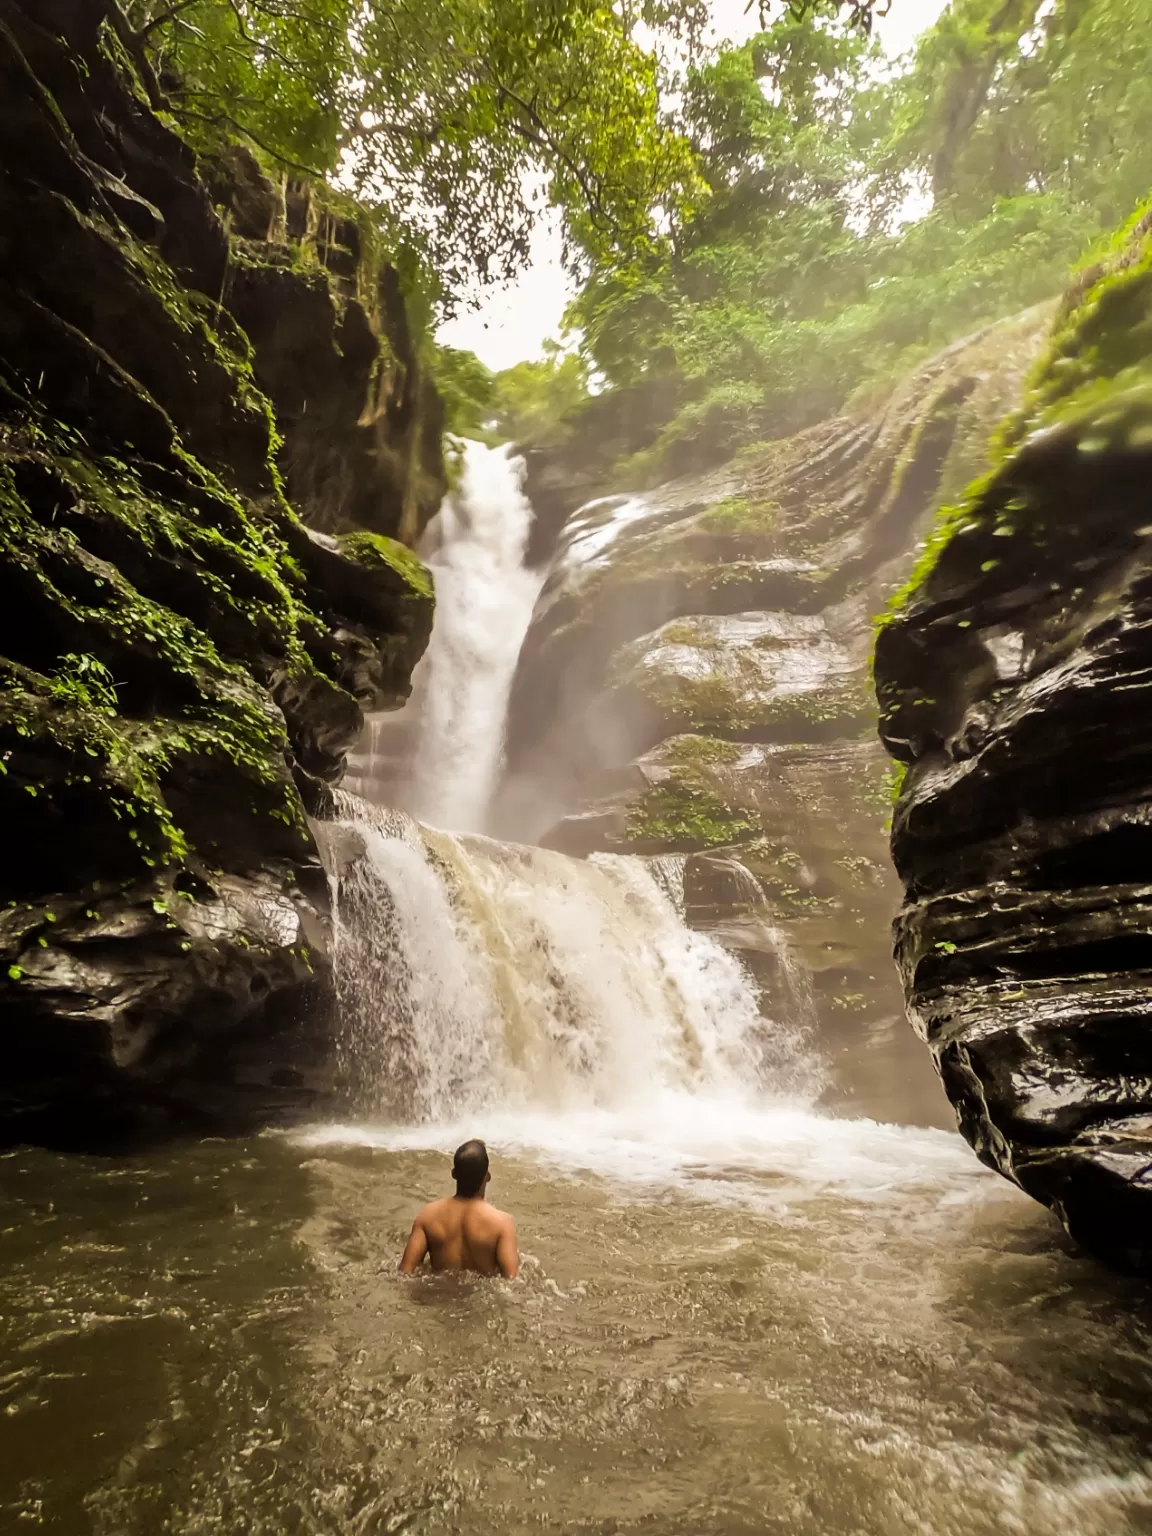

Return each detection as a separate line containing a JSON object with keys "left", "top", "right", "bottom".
{"left": 326, "top": 439, "right": 825, "bottom": 1144}
{"left": 312, "top": 794, "right": 989, "bottom": 1213}
{"left": 402, "top": 439, "right": 545, "bottom": 832}
{"left": 320, "top": 795, "right": 818, "bottom": 1127}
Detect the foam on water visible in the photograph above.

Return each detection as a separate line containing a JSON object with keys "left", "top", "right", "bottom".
{"left": 297, "top": 1096, "right": 988, "bottom": 1211}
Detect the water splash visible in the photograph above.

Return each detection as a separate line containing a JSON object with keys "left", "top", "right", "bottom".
{"left": 644, "top": 853, "right": 687, "bottom": 915}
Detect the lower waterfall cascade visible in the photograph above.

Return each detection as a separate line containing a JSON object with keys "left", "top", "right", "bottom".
{"left": 320, "top": 794, "right": 822, "bottom": 1131}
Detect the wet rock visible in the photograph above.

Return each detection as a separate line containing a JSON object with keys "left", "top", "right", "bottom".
{"left": 875, "top": 204, "right": 1152, "bottom": 1266}
{"left": 0, "top": 0, "right": 434, "bottom": 1139}
{"left": 503, "top": 310, "right": 1050, "bottom": 830}
{"left": 206, "top": 145, "right": 281, "bottom": 241}
{"left": 607, "top": 612, "right": 871, "bottom": 753}
{"left": 502, "top": 310, "right": 1050, "bottom": 1124}
{"left": 198, "top": 143, "right": 448, "bottom": 544}
{"left": 225, "top": 234, "right": 446, "bottom": 544}
{"left": 519, "top": 445, "right": 598, "bottom": 567}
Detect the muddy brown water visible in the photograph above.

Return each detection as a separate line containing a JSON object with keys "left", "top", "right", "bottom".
{"left": 4, "top": 1112, "right": 1152, "bottom": 1536}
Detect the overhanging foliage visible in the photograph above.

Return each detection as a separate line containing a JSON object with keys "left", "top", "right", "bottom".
{"left": 114, "top": 0, "right": 892, "bottom": 297}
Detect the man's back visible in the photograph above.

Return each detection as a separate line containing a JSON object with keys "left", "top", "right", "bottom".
{"left": 406, "top": 1196, "right": 518, "bottom": 1277}
{"left": 399, "top": 1141, "right": 519, "bottom": 1278}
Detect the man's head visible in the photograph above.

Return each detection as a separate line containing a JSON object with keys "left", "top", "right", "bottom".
{"left": 452, "top": 1138, "right": 490, "bottom": 1198}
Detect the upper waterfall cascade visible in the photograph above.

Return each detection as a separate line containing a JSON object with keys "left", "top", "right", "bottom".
{"left": 348, "top": 440, "right": 545, "bottom": 832}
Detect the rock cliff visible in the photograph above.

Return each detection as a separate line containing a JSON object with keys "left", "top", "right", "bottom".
{"left": 0, "top": 0, "right": 439, "bottom": 1140}
{"left": 875, "top": 206, "right": 1152, "bottom": 1268}
{"left": 500, "top": 310, "right": 1052, "bottom": 1122}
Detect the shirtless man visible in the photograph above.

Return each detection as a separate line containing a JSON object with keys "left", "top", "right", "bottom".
{"left": 398, "top": 1139, "right": 519, "bottom": 1278}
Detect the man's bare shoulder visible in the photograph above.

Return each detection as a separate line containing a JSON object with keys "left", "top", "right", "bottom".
{"left": 457, "top": 1201, "right": 513, "bottom": 1228}
{"left": 416, "top": 1198, "right": 514, "bottom": 1230}
{"left": 414, "top": 1197, "right": 453, "bottom": 1224}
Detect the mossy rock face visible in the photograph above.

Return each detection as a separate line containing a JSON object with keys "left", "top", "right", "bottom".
{"left": 0, "top": 0, "right": 434, "bottom": 1138}
{"left": 621, "top": 736, "right": 755, "bottom": 853}
{"left": 873, "top": 203, "right": 1152, "bottom": 1268}
{"left": 335, "top": 531, "right": 435, "bottom": 602}
{"left": 503, "top": 311, "right": 1051, "bottom": 1128}
{"left": 222, "top": 206, "right": 448, "bottom": 546}
{"left": 609, "top": 612, "right": 874, "bottom": 747}
{"left": 502, "top": 306, "right": 1052, "bottom": 829}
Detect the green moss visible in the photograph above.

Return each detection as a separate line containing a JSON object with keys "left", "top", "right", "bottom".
{"left": 623, "top": 732, "right": 756, "bottom": 850}
{"left": 700, "top": 494, "right": 779, "bottom": 537}
{"left": 1006, "top": 204, "right": 1152, "bottom": 443}
{"left": 664, "top": 734, "right": 743, "bottom": 766}
{"left": 880, "top": 201, "right": 1152, "bottom": 625}
{"left": 0, "top": 372, "right": 332, "bottom": 871}
{"left": 638, "top": 667, "right": 756, "bottom": 733}
{"left": 1, "top": 657, "right": 191, "bottom": 864}
{"left": 659, "top": 620, "right": 706, "bottom": 646}
{"left": 337, "top": 530, "right": 434, "bottom": 599}
{"left": 632, "top": 657, "right": 872, "bottom": 738}
{"left": 625, "top": 780, "right": 756, "bottom": 850}
{"left": 733, "top": 439, "right": 787, "bottom": 474}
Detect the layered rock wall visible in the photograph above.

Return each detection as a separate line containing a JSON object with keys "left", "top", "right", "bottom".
{"left": 501, "top": 311, "right": 1051, "bottom": 1122}
{"left": 0, "top": 0, "right": 437, "bottom": 1139}
{"left": 875, "top": 207, "right": 1152, "bottom": 1267}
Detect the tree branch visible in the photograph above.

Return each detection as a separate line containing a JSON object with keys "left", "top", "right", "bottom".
{"left": 173, "top": 101, "right": 327, "bottom": 178}
{"left": 136, "top": 0, "right": 203, "bottom": 41}
{"left": 106, "top": 0, "right": 169, "bottom": 110}
{"left": 750, "top": 0, "right": 892, "bottom": 32}
{"left": 494, "top": 81, "right": 611, "bottom": 232}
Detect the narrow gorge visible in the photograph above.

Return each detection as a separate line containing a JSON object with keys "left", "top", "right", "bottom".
{"left": 5, "top": 0, "right": 1152, "bottom": 1531}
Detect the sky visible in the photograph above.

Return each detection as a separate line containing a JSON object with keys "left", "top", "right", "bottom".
{"left": 436, "top": 0, "right": 951, "bottom": 371}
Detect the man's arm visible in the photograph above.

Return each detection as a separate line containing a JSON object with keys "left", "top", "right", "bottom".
{"left": 399, "top": 1215, "right": 429, "bottom": 1274}
{"left": 495, "top": 1216, "right": 519, "bottom": 1280}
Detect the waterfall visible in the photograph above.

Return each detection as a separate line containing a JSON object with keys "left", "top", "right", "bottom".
{"left": 319, "top": 794, "right": 818, "bottom": 1126}
{"left": 344, "top": 440, "right": 543, "bottom": 826}
{"left": 399, "top": 439, "right": 545, "bottom": 832}
{"left": 322, "top": 438, "right": 820, "bottom": 1136}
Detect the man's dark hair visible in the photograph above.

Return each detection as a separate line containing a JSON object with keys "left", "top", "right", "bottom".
{"left": 452, "top": 1139, "right": 489, "bottom": 1198}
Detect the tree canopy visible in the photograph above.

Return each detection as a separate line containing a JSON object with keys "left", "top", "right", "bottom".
{"left": 116, "top": 0, "right": 890, "bottom": 296}
{"left": 114, "top": 0, "right": 1148, "bottom": 481}
{"left": 542, "top": 0, "right": 1152, "bottom": 478}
